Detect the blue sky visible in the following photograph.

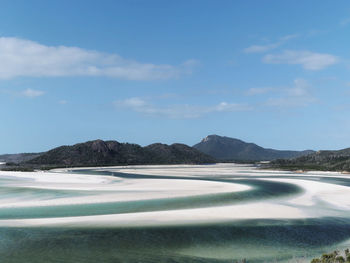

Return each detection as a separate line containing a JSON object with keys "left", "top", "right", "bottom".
{"left": 1, "top": 0, "right": 350, "bottom": 153}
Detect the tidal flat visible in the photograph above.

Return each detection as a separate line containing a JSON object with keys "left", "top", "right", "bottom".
{"left": 0, "top": 164, "right": 350, "bottom": 262}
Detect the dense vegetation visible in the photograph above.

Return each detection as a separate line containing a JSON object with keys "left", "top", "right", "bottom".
{"left": 193, "top": 134, "right": 314, "bottom": 161}
{"left": 19, "top": 139, "right": 216, "bottom": 168}
{"left": 270, "top": 148, "right": 350, "bottom": 172}
{"left": 310, "top": 249, "right": 350, "bottom": 263}
{"left": 0, "top": 153, "right": 42, "bottom": 164}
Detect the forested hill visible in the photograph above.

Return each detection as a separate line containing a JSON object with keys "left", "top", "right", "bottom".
{"left": 26, "top": 139, "right": 216, "bottom": 167}
{"left": 193, "top": 135, "right": 314, "bottom": 161}
{"left": 0, "top": 153, "right": 42, "bottom": 164}
{"left": 270, "top": 147, "right": 350, "bottom": 171}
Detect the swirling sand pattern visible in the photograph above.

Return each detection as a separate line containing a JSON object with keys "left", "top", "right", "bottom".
{"left": 0, "top": 164, "right": 350, "bottom": 262}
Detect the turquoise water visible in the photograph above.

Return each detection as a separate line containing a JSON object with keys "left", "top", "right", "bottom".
{"left": 0, "top": 166, "right": 350, "bottom": 262}
{"left": 0, "top": 179, "right": 302, "bottom": 219}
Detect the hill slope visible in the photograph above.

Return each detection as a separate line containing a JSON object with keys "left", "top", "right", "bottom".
{"left": 145, "top": 143, "right": 215, "bottom": 164}
{"left": 0, "top": 153, "right": 42, "bottom": 164}
{"left": 270, "top": 147, "right": 350, "bottom": 171}
{"left": 26, "top": 139, "right": 216, "bottom": 167}
{"left": 193, "top": 135, "right": 313, "bottom": 161}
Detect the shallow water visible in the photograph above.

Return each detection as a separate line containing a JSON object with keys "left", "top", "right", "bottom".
{"left": 0, "top": 164, "right": 350, "bottom": 262}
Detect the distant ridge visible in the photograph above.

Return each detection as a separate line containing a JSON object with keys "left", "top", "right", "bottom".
{"left": 193, "top": 135, "right": 314, "bottom": 161}
{"left": 271, "top": 147, "right": 350, "bottom": 171}
{"left": 26, "top": 139, "right": 216, "bottom": 167}
{"left": 1, "top": 136, "right": 317, "bottom": 170}
{"left": 0, "top": 153, "right": 42, "bottom": 164}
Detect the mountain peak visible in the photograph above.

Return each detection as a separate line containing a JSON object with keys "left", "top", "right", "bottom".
{"left": 194, "top": 135, "right": 313, "bottom": 161}
{"left": 201, "top": 134, "right": 230, "bottom": 142}
{"left": 201, "top": 135, "right": 218, "bottom": 142}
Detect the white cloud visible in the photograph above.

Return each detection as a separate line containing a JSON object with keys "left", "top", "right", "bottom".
{"left": 58, "top": 100, "right": 68, "bottom": 104}
{"left": 340, "top": 17, "right": 350, "bottom": 26}
{"left": 21, "top": 88, "right": 45, "bottom": 98}
{"left": 246, "top": 87, "right": 275, "bottom": 96}
{"left": 279, "top": 34, "right": 299, "bottom": 41}
{"left": 244, "top": 43, "right": 281, "bottom": 53}
{"left": 0, "top": 37, "right": 197, "bottom": 80}
{"left": 265, "top": 97, "right": 312, "bottom": 107}
{"left": 115, "top": 97, "right": 252, "bottom": 119}
{"left": 215, "top": 102, "right": 249, "bottom": 112}
{"left": 244, "top": 34, "right": 298, "bottom": 53}
{"left": 287, "top": 78, "right": 309, "bottom": 96}
{"left": 121, "top": 97, "right": 147, "bottom": 108}
{"left": 265, "top": 78, "right": 315, "bottom": 107}
{"left": 263, "top": 50, "right": 338, "bottom": 70}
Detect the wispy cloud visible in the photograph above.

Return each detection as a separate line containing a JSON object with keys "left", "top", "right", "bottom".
{"left": 340, "top": 17, "right": 350, "bottom": 26}
{"left": 0, "top": 37, "right": 197, "bottom": 80}
{"left": 244, "top": 34, "right": 298, "bottom": 53}
{"left": 265, "top": 79, "right": 316, "bottom": 107}
{"left": 263, "top": 50, "right": 338, "bottom": 70}
{"left": 114, "top": 97, "right": 252, "bottom": 119}
{"left": 244, "top": 43, "right": 281, "bottom": 54}
{"left": 306, "top": 29, "right": 329, "bottom": 37}
{"left": 58, "top": 100, "right": 68, "bottom": 104}
{"left": 246, "top": 87, "right": 275, "bottom": 96}
{"left": 20, "top": 88, "right": 45, "bottom": 98}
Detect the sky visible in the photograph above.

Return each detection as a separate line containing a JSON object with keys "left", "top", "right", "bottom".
{"left": 1, "top": 0, "right": 350, "bottom": 153}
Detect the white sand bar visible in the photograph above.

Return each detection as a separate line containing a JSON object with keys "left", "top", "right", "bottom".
{"left": 0, "top": 163, "right": 349, "bottom": 227}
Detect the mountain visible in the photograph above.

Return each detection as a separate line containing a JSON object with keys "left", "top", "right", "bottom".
{"left": 26, "top": 139, "right": 216, "bottom": 167}
{"left": 0, "top": 153, "right": 42, "bottom": 164}
{"left": 144, "top": 143, "right": 215, "bottom": 164}
{"left": 270, "top": 147, "right": 350, "bottom": 171}
{"left": 193, "top": 135, "right": 314, "bottom": 161}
